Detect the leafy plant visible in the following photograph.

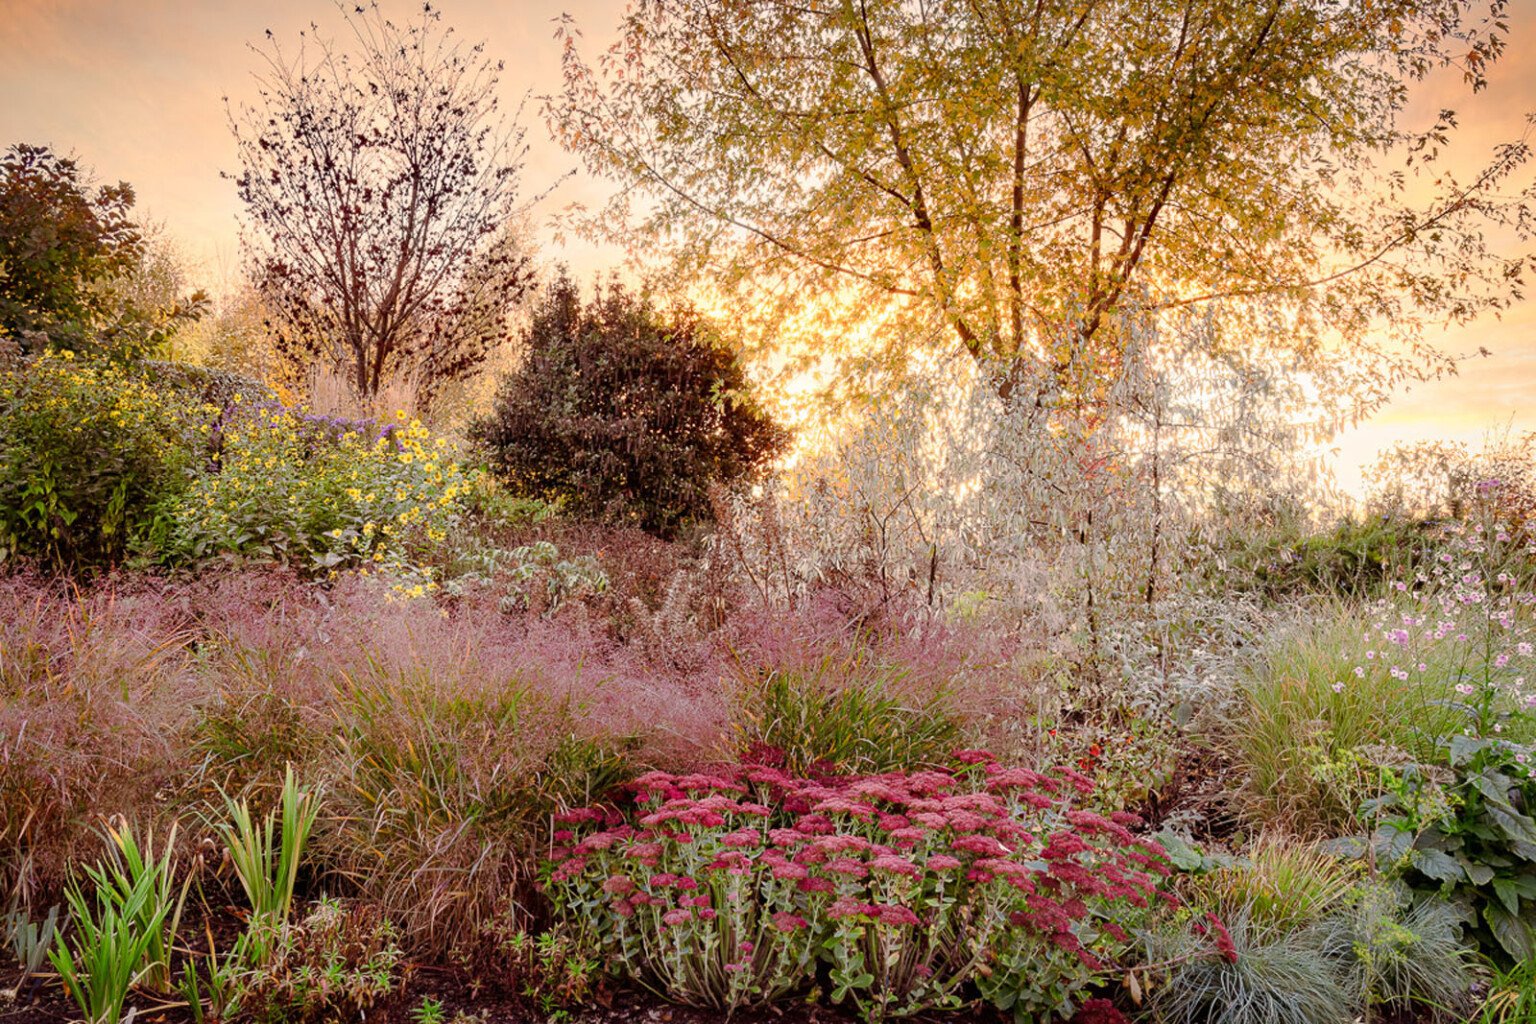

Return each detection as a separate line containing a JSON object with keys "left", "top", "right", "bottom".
{"left": 502, "top": 930, "right": 598, "bottom": 1022}
{"left": 411, "top": 996, "right": 447, "bottom": 1024}
{"left": 79, "top": 820, "right": 190, "bottom": 994}
{"left": 443, "top": 539, "right": 609, "bottom": 615}
{"left": 216, "top": 765, "right": 321, "bottom": 928}
{"left": 0, "top": 352, "right": 205, "bottom": 570}
{"left": 244, "top": 897, "right": 404, "bottom": 1023}
{"left": 2, "top": 903, "right": 59, "bottom": 1000}
{"left": 50, "top": 857, "right": 172, "bottom": 1024}
{"left": 1475, "top": 957, "right": 1536, "bottom": 1024}
{"left": 1360, "top": 735, "right": 1536, "bottom": 965}
{"left": 158, "top": 405, "right": 475, "bottom": 587}
{"left": 179, "top": 925, "right": 253, "bottom": 1024}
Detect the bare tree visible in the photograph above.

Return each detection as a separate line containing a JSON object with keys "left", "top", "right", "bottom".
{"left": 229, "top": 1, "right": 536, "bottom": 411}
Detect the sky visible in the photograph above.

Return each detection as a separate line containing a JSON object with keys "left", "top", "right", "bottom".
{"left": 1, "top": 0, "right": 1533, "bottom": 497}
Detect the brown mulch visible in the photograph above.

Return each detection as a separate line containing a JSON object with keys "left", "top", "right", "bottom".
{"left": 1, "top": 962, "right": 1000, "bottom": 1023}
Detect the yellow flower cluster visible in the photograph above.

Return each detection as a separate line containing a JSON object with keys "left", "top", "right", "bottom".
{"left": 0, "top": 352, "right": 210, "bottom": 460}
{"left": 163, "top": 406, "right": 475, "bottom": 588}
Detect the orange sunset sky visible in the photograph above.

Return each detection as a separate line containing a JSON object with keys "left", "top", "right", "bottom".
{"left": 1, "top": 0, "right": 1533, "bottom": 497}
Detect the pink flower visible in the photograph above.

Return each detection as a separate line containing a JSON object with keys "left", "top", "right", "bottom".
{"left": 771, "top": 911, "right": 808, "bottom": 932}
{"left": 828, "top": 896, "right": 875, "bottom": 919}
{"left": 662, "top": 908, "right": 691, "bottom": 926}
{"left": 870, "top": 854, "right": 920, "bottom": 878}
{"left": 824, "top": 857, "right": 869, "bottom": 878}
{"left": 926, "top": 855, "right": 962, "bottom": 871}
{"left": 951, "top": 834, "right": 1008, "bottom": 856}
{"left": 874, "top": 903, "right": 921, "bottom": 926}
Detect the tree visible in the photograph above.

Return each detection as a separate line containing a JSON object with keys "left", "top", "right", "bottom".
{"left": 229, "top": 1, "right": 536, "bottom": 411}
{"left": 548, "top": 0, "right": 1535, "bottom": 402}
{"left": 472, "top": 274, "right": 788, "bottom": 537}
{"left": 0, "top": 144, "right": 203, "bottom": 360}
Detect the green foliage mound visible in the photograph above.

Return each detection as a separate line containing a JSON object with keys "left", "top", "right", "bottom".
{"left": 0, "top": 352, "right": 204, "bottom": 571}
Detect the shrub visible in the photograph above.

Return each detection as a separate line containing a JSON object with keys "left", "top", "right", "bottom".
{"left": 1234, "top": 514, "right": 1427, "bottom": 602}
{"left": 0, "top": 352, "right": 205, "bottom": 570}
{"left": 138, "top": 359, "right": 274, "bottom": 409}
{"left": 472, "top": 274, "right": 787, "bottom": 538}
{"left": 442, "top": 539, "right": 610, "bottom": 615}
{"left": 544, "top": 753, "right": 1184, "bottom": 1020}
{"left": 0, "top": 144, "right": 204, "bottom": 362}
{"left": 158, "top": 405, "right": 474, "bottom": 583}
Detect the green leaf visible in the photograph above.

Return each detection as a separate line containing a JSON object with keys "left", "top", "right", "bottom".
{"left": 1448, "top": 734, "right": 1490, "bottom": 767}
{"left": 1412, "top": 848, "right": 1465, "bottom": 883}
{"left": 1484, "top": 903, "right": 1536, "bottom": 962}
{"left": 1372, "top": 824, "right": 1413, "bottom": 865}
{"left": 1492, "top": 877, "right": 1524, "bottom": 916}
{"left": 1456, "top": 855, "right": 1497, "bottom": 887}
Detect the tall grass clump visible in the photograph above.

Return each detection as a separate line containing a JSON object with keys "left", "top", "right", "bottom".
{"left": 0, "top": 579, "right": 196, "bottom": 905}
{"left": 730, "top": 655, "right": 962, "bottom": 776}
{"left": 322, "top": 656, "right": 639, "bottom": 952}
{"left": 1234, "top": 602, "right": 1467, "bottom": 834}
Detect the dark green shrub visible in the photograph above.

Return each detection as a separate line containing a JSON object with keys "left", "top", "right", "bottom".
{"left": 472, "top": 274, "right": 787, "bottom": 538}
{"left": 0, "top": 144, "right": 205, "bottom": 362}
{"left": 1234, "top": 515, "right": 1427, "bottom": 601}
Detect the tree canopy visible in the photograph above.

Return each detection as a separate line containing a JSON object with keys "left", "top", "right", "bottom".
{"left": 230, "top": 1, "right": 536, "bottom": 411}
{"left": 548, "top": 0, "right": 1535, "bottom": 401}
{"left": 0, "top": 143, "right": 203, "bottom": 361}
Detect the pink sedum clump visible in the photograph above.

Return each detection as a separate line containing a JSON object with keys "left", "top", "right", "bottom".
{"left": 543, "top": 750, "right": 1181, "bottom": 1020}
